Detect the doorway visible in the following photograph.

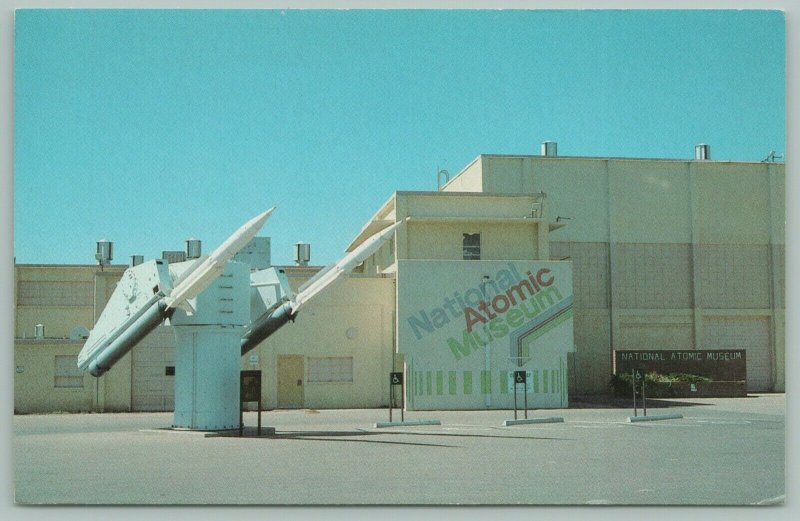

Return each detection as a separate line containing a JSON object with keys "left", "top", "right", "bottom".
{"left": 277, "top": 355, "right": 304, "bottom": 408}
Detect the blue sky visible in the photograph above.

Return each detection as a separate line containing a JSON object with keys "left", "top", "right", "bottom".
{"left": 13, "top": 9, "right": 785, "bottom": 266}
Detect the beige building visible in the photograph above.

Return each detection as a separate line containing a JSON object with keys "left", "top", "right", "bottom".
{"left": 14, "top": 264, "right": 128, "bottom": 413}
{"left": 439, "top": 151, "right": 784, "bottom": 394}
{"left": 14, "top": 147, "right": 784, "bottom": 413}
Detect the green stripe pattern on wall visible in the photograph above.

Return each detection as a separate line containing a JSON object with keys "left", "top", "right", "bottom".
{"left": 411, "top": 368, "right": 566, "bottom": 397}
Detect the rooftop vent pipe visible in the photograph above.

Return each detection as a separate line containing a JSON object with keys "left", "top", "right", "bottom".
{"left": 294, "top": 242, "right": 311, "bottom": 266}
{"left": 695, "top": 144, "right": 710, "bottom": 160}
{"left": 95, "top": 240, "right": 113, "bottom": 265}
{"left": 541, "top": 141, "right": 558, "bottom": 157}
{"left": 186, "top": 238, "right": 202, "bottom": 259}
{"left": 437, "top": 169, "right": 450, "bottom": 191}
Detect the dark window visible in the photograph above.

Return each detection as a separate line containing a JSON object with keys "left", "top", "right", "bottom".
{"left": 463, "top": 233, "right": 481, "bottom": 260}
{"left": 165, "top": 366, "right": 175, "bottom": 376}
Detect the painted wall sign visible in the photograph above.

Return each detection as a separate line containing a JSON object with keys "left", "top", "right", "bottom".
{"left": 398, "top": 260, "right": 574, "bottom": 410}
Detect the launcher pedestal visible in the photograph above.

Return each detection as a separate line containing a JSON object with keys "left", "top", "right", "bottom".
{"left": 170, "top": 262, "right": 250, "bottom": 430}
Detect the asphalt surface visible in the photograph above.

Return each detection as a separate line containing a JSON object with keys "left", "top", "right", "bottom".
{"left": 13, "top": 394, "right": 785, "bottom": 505}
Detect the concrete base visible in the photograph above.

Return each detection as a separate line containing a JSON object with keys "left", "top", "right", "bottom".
{"left": 140, "top": 428, "right": 239, "bottom": 438}
{"left": 627, "top": 413, "right": 684, "bottom": 423}
{"left": 374, "top": 420, "right": 441, "bottom": 428}
{"left": 503, "top": 416, "right": 564, "bottom": 426}
{"left": 141, "top": 426, "right": 277, "bottom": 437}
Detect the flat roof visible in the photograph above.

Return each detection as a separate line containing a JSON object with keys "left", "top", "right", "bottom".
{"left": 394, "top": 190, "right": 543, "bottom": 198}
{"left": 477, "top": 153, "right": 784, "bottom": 165}
{"left": 14, "top": 263, "right": 128, "bottom": 269}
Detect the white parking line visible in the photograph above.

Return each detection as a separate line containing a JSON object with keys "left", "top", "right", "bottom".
{"left": 694, "top": 419, "right": 752, "bottom": 425}
{"left": 753, "top": 494, "right": 785, "bottom": 505}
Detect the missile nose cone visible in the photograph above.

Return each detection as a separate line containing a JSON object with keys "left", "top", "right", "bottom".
{"left": 249, "top": 207, "right": 275, "bottom": 231}
{"left": 251, "top": 206, "right": 275, "bottom": 230}
{"left": 261, "top": 207, "right": 275, "bottom": 221}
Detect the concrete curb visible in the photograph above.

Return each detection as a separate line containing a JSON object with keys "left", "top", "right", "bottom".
{"left": 140, "top": 427, "right": 278, "bottom": 437}
{"left": 627, "top": 414, "right": 683, "bottom": 423}
{"left": 374, "top": 420, "right": 442, "bottom": 428}
{"left": 139, "top": 428, "right": 235, "bottom": 438}
{"left": 503, "top": 417, "right": 565, "bottom": 426}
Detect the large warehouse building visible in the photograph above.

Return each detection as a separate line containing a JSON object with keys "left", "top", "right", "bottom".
{"left": 14, "top": 144, "right": 784, "bottom": 413}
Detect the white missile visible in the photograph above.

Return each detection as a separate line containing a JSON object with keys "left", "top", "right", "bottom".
{"left": 291, "top": 218, "right": 406, "bottom": 312}
{"left": 166, "top": 208, "right": 274, "bottom": 313}
{"left": 240, "top": 218, "right": 407, "bottom": 355}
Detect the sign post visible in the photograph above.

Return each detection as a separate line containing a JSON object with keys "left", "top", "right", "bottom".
{"left": 240, "top": 370, "right": 262, "bottom": 436}
{"left": 513, "top": 371, "right": 528, "bottom": 420}
{"left": 632, "top": 368, "right": 643, "bottom": 417}
{"left": 389, "top": 372, "right": 404, "bottom": 423}
{"left": 642, "top": 371, "right": 647, "bottom": 417}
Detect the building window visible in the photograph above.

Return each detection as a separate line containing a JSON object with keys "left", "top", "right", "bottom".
{"left": 463, "top": 233, "right": 481, "bottom": 260}
{"left": 54, "top": 355, "right": 84, "bottom": 388}
{"left": 307, "top": 357, "right": 354, "bottom": 383}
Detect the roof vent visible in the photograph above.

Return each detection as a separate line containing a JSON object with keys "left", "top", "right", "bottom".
{"left": 541, "top": 141, "right": 558, "bottom": 157}
{"left": 695, "top": 143, "right": 710, "bottom": 160}
{"left": 130, "top": 255, "right": 144, "bottom": 267}
{"left": 95, "top": 240, "right": 113, "bottom": 265}
{"left": 186, "top": 238, "right": 202, "bottom": 259}
{"left": 294, "top": 242, "right": 311, "bottom": 267}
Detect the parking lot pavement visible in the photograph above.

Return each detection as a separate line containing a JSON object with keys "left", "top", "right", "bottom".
{"left": 13, "top": 394, "right": 785, "bottom": 505}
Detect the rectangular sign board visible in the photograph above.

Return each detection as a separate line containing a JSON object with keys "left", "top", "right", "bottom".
{"left": 240, "top": 370, "right": 262, "bottom": 402}
{"left": 613, "top": 350, "right": 746, "bottom": 381}
{"left": 507, "top": 371, "right": 533, "bottom": 394}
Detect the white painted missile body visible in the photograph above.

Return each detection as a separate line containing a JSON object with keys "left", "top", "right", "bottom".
{"left": 165, "top": 208, "right": 274, "bottom": 313}
{"left": 292, "top": 218, "right": 406, "bottom": 312}
{"left": 240, "top": 219, "right": 406, "bottom": 355}
{"left": 79, "top": 209, "right": 274, "bottom": 377}
{"left": 78, "top": 260, "right": 174, "bottom": 376}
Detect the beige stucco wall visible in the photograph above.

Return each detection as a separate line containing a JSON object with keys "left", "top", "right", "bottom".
{"left": 15, "top": 265, "right": 125, "bottom": 338}
{"left": 393, "top": 192, "right": 550, "bottom": 262}
{"left": 247, "top": 276, "right": 396, "bottom": 409}
{"left": 403, "top": 222, "right": 538, "bottom": 261}
{"left": 608, "top": 161, "right": 693, "bottom": 244}
{"left": 14, "top": 265, "right": 133, "bottom": 413}
{"left": 440, "top": 156, "right": 483, "bottom": 192}
{"left": 14, "top": 340, "right": 132, "bottom": 413}
{"left": 14, "top": 342, "right": 94, "bottom": 413}
{"left": 529, "top": 159, "right": 610, "bottom": 243}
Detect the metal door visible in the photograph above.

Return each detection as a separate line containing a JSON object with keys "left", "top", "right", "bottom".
{"left": 131, "top": 326, "right": 175, "bottom": 411}
{"left": 277, "top": 355, "right": 304, "bottom": 408}
{"left": 702, "top": 316, "right": 771, "bottom": 391}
